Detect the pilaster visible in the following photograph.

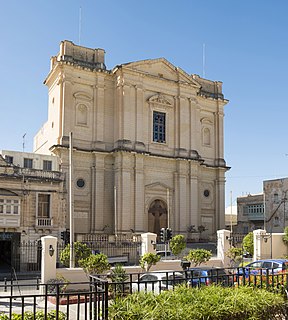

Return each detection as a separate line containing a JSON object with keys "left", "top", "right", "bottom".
{"left": 135, "top": 154, "right": 145, "bottom": 232}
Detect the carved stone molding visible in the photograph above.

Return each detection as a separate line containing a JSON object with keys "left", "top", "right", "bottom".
{"left": 148, "top": 94, "right": 173, "bottom": 108}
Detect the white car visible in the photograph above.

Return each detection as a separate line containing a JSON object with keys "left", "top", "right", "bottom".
{"left": 132, "top": 271, "right": 185, "bottom": 294}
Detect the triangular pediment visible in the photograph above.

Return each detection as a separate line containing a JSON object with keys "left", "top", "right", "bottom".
{"left": 145, "top": 182, "right": 171, "bottom": 191}
{"left": 119, "top": 58, "right": 201, "bottom": 87}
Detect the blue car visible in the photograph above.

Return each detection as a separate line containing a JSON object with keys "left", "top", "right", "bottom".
{"left": 234, "top": 259, "right": 288, "bottom": 281}
{"left": 186, "top": 267, "right": 228, "bottom": 287}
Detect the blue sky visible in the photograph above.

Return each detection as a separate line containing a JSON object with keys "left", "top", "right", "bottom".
{"left": 1, "top": 1, "right": 288, "bottom": 207}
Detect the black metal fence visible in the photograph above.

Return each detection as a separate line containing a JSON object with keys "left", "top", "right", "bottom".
{"left": 8, "top": 239, "right": 141, "bottom": 275}
{"left": 0, "top": 276, "right": 109, "bottom": 320}
{"left": 1, "top": 268, "right": 288, "bottom": 319}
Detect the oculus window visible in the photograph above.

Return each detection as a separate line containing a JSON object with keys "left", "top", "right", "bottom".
{"left": 153, "top": 111, "right": 166, "bottom": 143}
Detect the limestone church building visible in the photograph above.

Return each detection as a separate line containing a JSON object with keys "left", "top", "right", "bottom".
{"left": 34, "top": 40, "right": 229, "bottom": 241}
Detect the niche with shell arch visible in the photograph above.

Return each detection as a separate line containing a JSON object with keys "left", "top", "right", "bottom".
{"left": 201, "top": 117, "right": 213, "bottom": 147}
{"left": 76, "top": 103, "right": 88, "bottom": 126}
{"left": 203, "top": 127, "right": 211, "bottom": 146}
{"left": 74, "top": 92, "right": 92, "bottom": 127}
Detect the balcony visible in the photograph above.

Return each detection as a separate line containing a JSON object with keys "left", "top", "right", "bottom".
{"left": 247, "top": 212, "right": 264, "bottom": 221}
{"left": 0, "top": 214, "right": 20, "bottom": 227}
{"left": 14, "top": 167, "right": 64, "bottom": 181}
{"left": 36, "top": 218, "right": 53, "bottom": 227}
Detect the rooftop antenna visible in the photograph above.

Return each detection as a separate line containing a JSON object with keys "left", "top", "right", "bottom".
{"left": 22, "top": 133, "right": 26, "bottom": 152}
{"left": 202, "top": 43, "right": 206, "bottom": 78}
{"left": 78, "top": 7, "right": 82, "bottom": 45}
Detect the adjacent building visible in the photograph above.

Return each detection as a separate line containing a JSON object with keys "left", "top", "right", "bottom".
{"left": 0, "top": 151, "right": 65, "bottom": 271}
{"left": 33, "top": 40, "right": 230, "bottom": 240}
{"left": 235, "top": 193, "right": 264, "bottom": 234}
{"left": 264, "top": 178, "right": 288, "bottom": 233}
{"left": 233, "top": 177, "right": 288, "bottom": 235}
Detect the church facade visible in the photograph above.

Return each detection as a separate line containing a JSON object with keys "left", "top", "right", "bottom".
{"left": 34, "top": 40, "right": 229, "bottom": 240}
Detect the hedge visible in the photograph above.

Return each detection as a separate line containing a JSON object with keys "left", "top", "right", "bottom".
{"left": 108, "top": 285, "right": 288, "bottom": 319}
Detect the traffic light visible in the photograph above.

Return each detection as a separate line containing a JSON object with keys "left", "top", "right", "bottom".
{"left": 60, "top": 230, "right": 70, "bottom": 245}
{"left": 166, "top": 228, "right": 172, "bottom": 241}
{"left": 160, "top": 227, "right": 166, "bottom": 242}
{"left": 65, "top": 230, "right": 70, "bottom": 245}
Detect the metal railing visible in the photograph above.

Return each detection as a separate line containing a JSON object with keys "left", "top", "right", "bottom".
{"left": 1, "top": 268, "right": 288, "bottom": 318}
{"left": 2, "top": 239, "right": 141, "bottom": 276}
{"left": 0, "top": 276, "right": 109, "bottom": 320}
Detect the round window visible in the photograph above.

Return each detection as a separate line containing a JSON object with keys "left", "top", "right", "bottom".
{"left": 204, "top": 189, "right": 210, "bottom": 197}
{"left": 76, "top": 178, "right": 85, "bottom": 188}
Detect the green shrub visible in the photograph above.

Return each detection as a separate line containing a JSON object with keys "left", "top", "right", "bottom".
{"left": 79, "top": 252, "right": 110, "bottom": 275}
{"left": 60, "top": 242, "right": 92, "bottom": 267}
{"left": 46, "top": 275, "right": 69, "bottom": 294}
{"left": 109, "top": 264, "right": 129, "bottom": 296}
{"left": 108, "top": 285, "right": 287, "bottom": 319}
{"left": 226, "top": 247, "right": 243, "bottom": 266}
{"left": 139, "top": 252, "right": 160, "bottom": 272}
{"left": 283, "top": 226, "right": 288, "bottom": 245}
{"left": 242, "top": 232, "right": 254, "bottom": 256}
{"left": 169, "top": 234, "right": 186, "bottom": 256}
{"left": 185, "top": 248, "right": 212, "bottom": 266}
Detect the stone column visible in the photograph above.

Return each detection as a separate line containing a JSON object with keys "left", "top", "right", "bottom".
{"left": 41, "top": 236, "right": 57, "bottom": 288}
{"left": 189, "top": 163, "right": 199, "bottom": 228}
{"left": 96, "top": 77, "right": 105, "bottom": 143}
{"left": 179, "top": 96, "right": 189, "bottom": 151}
{"left": 135, "top": 154, "right": 145, "bottom": 232}
{"left": 94, "top": 154, "right": 105, "bottom": 231}
{"left": 178, "top": 160, "right": 188, "bottom": 233}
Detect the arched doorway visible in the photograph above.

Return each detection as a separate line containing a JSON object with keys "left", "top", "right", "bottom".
{"left": 148, "top": 199, "right": 167, "bottom": 236}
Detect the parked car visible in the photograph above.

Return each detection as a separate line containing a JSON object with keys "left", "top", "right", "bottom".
{"left": 234, "top": 259, "right": 288, "bottom": 282}
{"left": 185, "top": 267, "right": 229, "bottom": 287}
{"left": 132, "top": 270, "right": 185, "bottom": 293}
{"left": 156, "top": 250, "right": 174, "bottom": 259}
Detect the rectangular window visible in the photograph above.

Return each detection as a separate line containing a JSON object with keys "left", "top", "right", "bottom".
{"left": 0, "top": 199, "right": 3, "bottom": 213}
{"left": 6, "top": 200, "right": 11, "bottom": 214}
{"left": 24, "top": 158, "right": 33, "bottom": 168}
{"left": 153, "top": 111, "right": 166, "bottom": 143}
{"left": 38, "top": 194, "right": 50, "bottom": 218}
{"left": 43, "top": 160, "right": 52, "bottom": 171}
{"left": 0, "top": 198, "right": 20, "bottom": 214}
{"left": 5, "top": 156, "right": 13, "bottom": 164}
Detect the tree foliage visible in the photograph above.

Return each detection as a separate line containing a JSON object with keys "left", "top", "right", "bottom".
{"left": 79, "top": 253, "right": 110, "bottom": 275}
{"left": 242, "top": 232, "right": 254, "bottom": 256}
{"left": 185, "top": 249, "right": 212, "bottom": 267}
{"left": 109, "top": 264, "right": 129, "bottom": 296}
{"left": 139, "top": 252, "right": 160, "bottom": 272}
{"left": 225, "top": 247, "right": 243, "bottom": 266}
{"left": 283, "top": 226, "right": 288, "bottom": 245}
{"left": 60, "top": 241, "right": 92, "bottom": 267}
{"left": 169, "top": 235, "right": 186, "bottom": 256}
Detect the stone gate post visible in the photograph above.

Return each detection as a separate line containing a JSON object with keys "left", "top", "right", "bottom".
{"left": 41, "top": 235, "right": 57, "bottom": 286}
